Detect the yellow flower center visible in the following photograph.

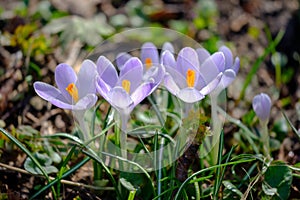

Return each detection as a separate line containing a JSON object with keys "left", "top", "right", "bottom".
{"left": 145, "top": 58, "right": 152, "bottom": 69}
{"left": 122, "top": 79, "right": 131, "bottom": 94}
{"left": 186, "top": 69, "right": 196, "bottom": 88}
{"left": 66, "top": 83, "right": 79, "bottom": 102}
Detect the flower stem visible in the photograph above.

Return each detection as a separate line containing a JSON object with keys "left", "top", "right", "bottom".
{"left": 260, "top": 120, "right": 270, "bottom": 159}
{"left": 210, "top": 95, "right": 221, "bottom": 165}
{"left": 73, "top": 110, "right": 90, "bottom": 142}
{"left": 120, "top": 113, "right": 129, "bottom": 170}
{"left": 183, "top": 102, "right": 193, "bottom": 118}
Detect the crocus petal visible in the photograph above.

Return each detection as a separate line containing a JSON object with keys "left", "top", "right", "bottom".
{"left": 221, "top": 69, "right": 236, "bottom": 87}
{"left": 131, "top": 82, "right": 154, "bottom": 107}
{"left": 141, "top": 42, "right": 159, "bottom": 66}
{"left": 34, "top": 82, "right": 74, "bottom": 109}
{"left": 219, "top": 46, "right": 233, "bottom": 70}
{"left": 164, "top": 65, "right": 187, "bottom": 89}
{"left": 118, "top": 57, "right": 143, "bottom": 92}
{"left": 161, "top": 50, "right": 176, "bottom": 69}
{"left": 55, "top": 63, "right": 77, "bottom": 103}
{"left": 252, "top": 93, "right": 271, "bottom": 122}
{"left": 143, "top": 64, "right": 164, "bottom": 84}
{"left": 119, "top": 57, "right": 143, "bottom": 77}
{"left": 163, "top": 73, "right": 180, "bottom": 96}
{"left": 196, "top": 48, "right": 210, "bottom": 65}
{"left": 96, "top": 56, "right": 119, "bottom": 87}
{"left": 213, "top": 69, "right": 236, "bottom": 95}
{"left": 73, "top": 94, "right": 98, "bottom": 110}
{"left": 116, "top": 52, "right": 132, "bottom": 70}
{"left": 199, "top": 52, "right": 225, "bottom": 84}
{"left": 177, "top": 47, "right": 200, "bottom": 75}
{"left": 177, "top": 88, "right": 205, "bottom": 103}
{"left": 162, "top": 42, "right": 175, "bottom": 54}
{"left": 107, "top": 87, "right": 133, "bottom": 110}
{"left": 199, "top": 72, "right": 222, "bottom": 96}
{"left": 77, "top": 59, "right": 97, "bottom": 98}
{"left": 96, "top": 76, "right": 112, "bottom": 100}
{"left": 232, "top": 57, "right": 240, "bottom": 74}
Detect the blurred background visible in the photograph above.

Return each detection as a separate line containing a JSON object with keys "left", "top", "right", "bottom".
{"left": 1, "top": 0, "right": 300, "bottom": 198}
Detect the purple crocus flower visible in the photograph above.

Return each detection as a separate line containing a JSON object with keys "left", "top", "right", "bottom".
{"left": 252, "top": 93, "right": 272, "bottom": 122}
{"left": 196, "top": 45, "right": 240, "bottom": 95}
{"left": 116, "top": 42, "right": 174, "bottom": 72}
{"left": 162, "top": 47, "right": 224, "bottom": 103}
{"left": 33, "top": 61, "right": 98, "bottom": 110}
{"left": 96, "top": 56, "right": 164, "bottom": 116}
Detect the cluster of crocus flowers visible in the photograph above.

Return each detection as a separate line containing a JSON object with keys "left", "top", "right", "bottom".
{"left": 33, "top": 41, "right": 240, "bottom": 141}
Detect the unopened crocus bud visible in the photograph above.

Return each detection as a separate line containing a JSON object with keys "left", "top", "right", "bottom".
{"left": 252, "top": 93, "right": 272, "bottom": 122}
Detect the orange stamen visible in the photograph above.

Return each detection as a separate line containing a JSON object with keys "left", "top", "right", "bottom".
{"left": 122, "top": 79, "right": 131, "bottom": 93}
{"left": 186, "top": 69, "right": 196, "bottom": 87}
{"left": 66, "top": 83, "right": 79, "bottom": 102}
{"left": 145, "top": 58, "right": 152, "bottom": 69}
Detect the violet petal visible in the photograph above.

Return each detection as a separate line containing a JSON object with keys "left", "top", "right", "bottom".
{"left": 118, "top": 57, "right": 143, "bottom": 93}
{"left": 164, "top": 65, "right": 187, "bottom": 89}
{"left": 73, "top": 94, "right": 98, "bottom": 110}
{"left": 161, "top": 50, "right": 176, "bottom": 69}
{"left": 252, "top": 93, "right": 271, "bottom": 122}
{"left": 199, "top": 72, "right": 222, "bottom": 96}
{"left": 177, "top": 47, "right": 200, "bottom": 75}
{"left": 199, "top": 52, "right": 225, "bottom": 84}
{"left": 77, "top": 59, "right": 97, "bottom": 98}
{"left": 162, "top": 42, "right": 175, "bottom": 54}
{"left": 116, "top": 52, "right": 132, "bottom": 70}
{"left": 196, "top": 48, "right": 210, "bottom": 66}
{"left": 131, "top": 82, "right": 154, "bottom": 107}
{"left": 96, "top": 56, "right": 119, "bottom": 87}
{"left": 219, "top": 46, "right": 233, "bottom": 70}
{"left": 107, "top": 87, "right": 133, "bottom": 110}
{"left": 141, "top": 42, "right": 159, "bottom": 66}
{"left": 55, "top": 63, "right": 77, "bottom": 103}
{"left": 177, "top": 88, "right": 205, "bottom": 103}
{"left": 233, "top": 57, "right": 240, "bottom": 74}
{"left": 163, "top": 73, "right": 180, "bottom": 96}
{"left": 34, "top": 82, "right": 74, "bottom": 109}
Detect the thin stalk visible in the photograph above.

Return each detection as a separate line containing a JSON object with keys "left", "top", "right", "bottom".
{"left": 260, "top": 120, "right": 270, "bottom": 159}
{"left": 120, "top": 113, "right": 129, "bottom": 170}
{"left": 0, "top": 128, "right": 57, "bottom": 199}
{"left": 193, "top": 176, "right": 201, "bottom": 200}
{"left": 73, "top": 110, "right": 90, "bottom": 142}
{"left": 30, "top": 157, "right": 90, "bottom": 199}
{"left": 217, "top": 106, "right": 260, "bottom": 154}
{"left": 213, "top": 130, "right": 224, "bottom": 199}
{"left": 127, "top": 190, "right": 137, "bottom": 200}
{"left": 174, "top": 158, "right": 256, "bottom": 200}
{"left": 183, "top": 102, "right": 193, "bottom": 118}
{"left": 157, "top": 138, "right": 165, "bottom": 200}
{"left": 239, "top": 30, "right": 285, "bottom": 100}
{"left": 210, "top": 95, "right": 222, "bottom": 165}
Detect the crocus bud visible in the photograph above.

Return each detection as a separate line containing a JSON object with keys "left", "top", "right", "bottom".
{"left": 252, "top": 93, "right": 272, "bottom": 122}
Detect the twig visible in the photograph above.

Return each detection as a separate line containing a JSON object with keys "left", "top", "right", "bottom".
{"left": 0, "top": 162, "right": 115, "bottom": 191}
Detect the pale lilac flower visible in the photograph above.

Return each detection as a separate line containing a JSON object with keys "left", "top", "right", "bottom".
{"left": 196, "top": 45, "right": 240, "bottom": 95}
{"left": 252, "top": 93, "right": 272, "bottom": 122}
{"left": 96, "top": 56, "right": 164, "bottom": 115}
{"left": 162, "top": 47, "right": 224, "bottom": 103}
{"left": 34, "top": 61, "right": 98, "bottom": 110}
{"left": 116, "top": 42, "right": 174, "bottom": 72}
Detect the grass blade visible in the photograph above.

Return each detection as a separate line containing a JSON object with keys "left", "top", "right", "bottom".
{"left": 239, "top": 30, "right": 284, "bottom": 100}
{"left": 0, "top": 128, "right": 57, "bottom": 199}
